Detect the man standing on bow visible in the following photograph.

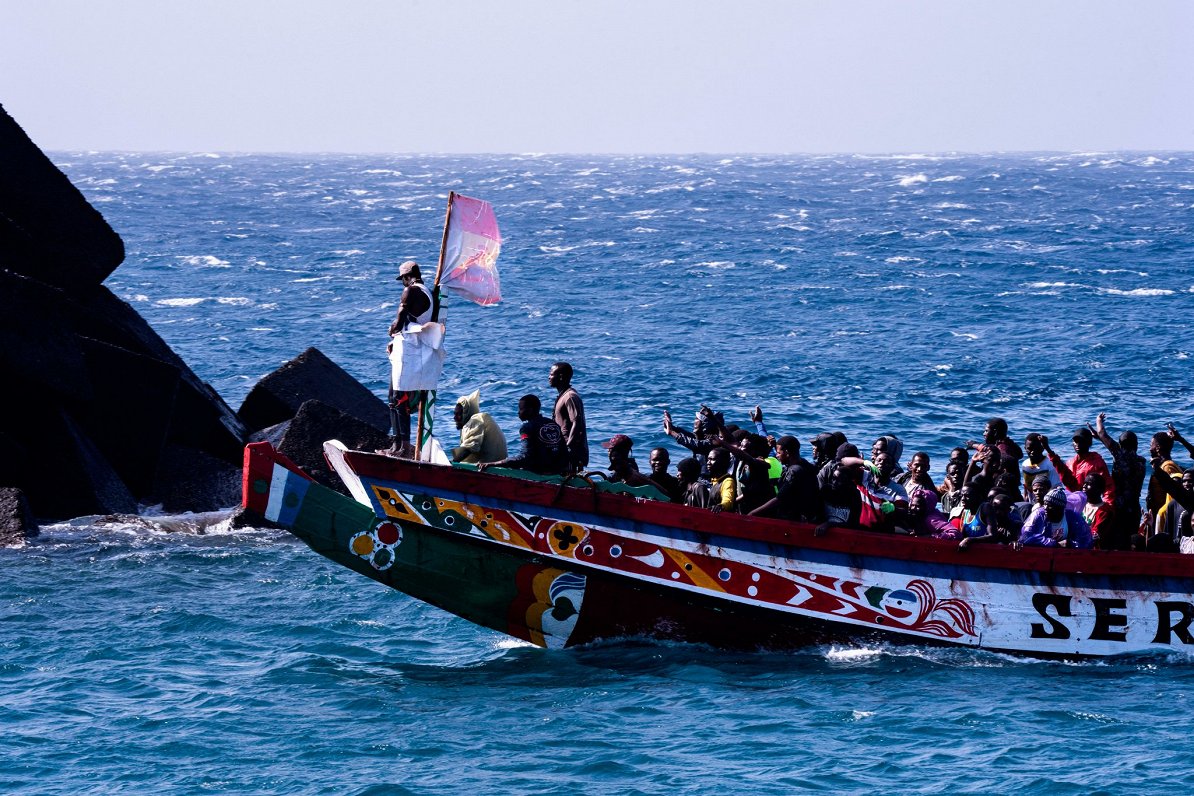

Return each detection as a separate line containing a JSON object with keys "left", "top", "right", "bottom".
{"left": 550, "top": 361, "right": 588, "bottom": 472}
{"left": 384, "top": 260, "right": 434, "bottom": 458}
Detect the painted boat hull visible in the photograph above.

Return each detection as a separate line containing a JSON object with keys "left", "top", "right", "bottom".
{"left": 242, "top": 441, "right": 1194, "bottom": 658}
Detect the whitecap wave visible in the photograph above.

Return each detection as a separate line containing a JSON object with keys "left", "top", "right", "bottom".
{"left": 1097, "top": 287, "right": 1174, "bottom": 297}
{"left": 156, "top": 298, "right": 206, "bottom": 307}
{"left": 897, "top": 174, "right": 928, "bottom": 187}
{"left": 178, "top": 255, "right": 230, "bottom": 268}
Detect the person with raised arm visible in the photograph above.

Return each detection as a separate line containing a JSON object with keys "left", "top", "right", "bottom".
{"left": 663, "top": 404, "right": 723, "bottom": 472}
{"left": 1048, "top": 451, "right": 1116, "bottom": 548}
{"left": 1043, "top": 428, "right": 1115, "bottom": 506}
{"left": 1168, "top": 423, "right": 1194, "bottom": 463}
{"left": 713, "top": 430, "right": 775, "bottom": 514}
{"left": 1089, "top": 414, "right": 1146, "bottom": 546}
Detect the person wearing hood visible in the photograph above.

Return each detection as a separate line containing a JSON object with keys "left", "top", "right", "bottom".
{"left": 451, "top": 390, "right": 508, "bottom": 465}
{"left": 1017, "top": 487, "right": 1093, "bottom": 549}
{"left": 871, "top": 435, "right": 905, "bottom": 476}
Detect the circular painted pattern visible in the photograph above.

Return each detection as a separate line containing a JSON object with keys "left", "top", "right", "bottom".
{"left": 349, "top": 522, "right": 403, "bottom": 570}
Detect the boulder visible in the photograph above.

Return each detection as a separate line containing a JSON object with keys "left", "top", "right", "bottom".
{"left": 152, "top": 444, "right": 243, "bottom": 514}
{"left": 0, "top": 106, "right": 247, "bottom": 519}
{"left": 0, "top": 487, "right": 39, "bottom": 546}
{"left": 239, "top": 347, "right": 390, "bottom": 435}
{"left": 0, "top": 103, "right": 124, "bottom": 291}
{"left": 275, "top": 399, "right": 389, "bottom": 494}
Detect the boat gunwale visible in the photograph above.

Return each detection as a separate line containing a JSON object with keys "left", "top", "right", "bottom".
{"left": 342, "top": 448, "right": 1194, "bottom": 583}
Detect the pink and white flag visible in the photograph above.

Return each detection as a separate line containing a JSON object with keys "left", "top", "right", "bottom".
{"left": 439, "top": 193, "right": 501, "bottom": 306}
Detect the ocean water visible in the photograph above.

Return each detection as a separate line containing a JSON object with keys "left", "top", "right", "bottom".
{"left": 4, "top": 152, "right": 1194, "bottom": 793}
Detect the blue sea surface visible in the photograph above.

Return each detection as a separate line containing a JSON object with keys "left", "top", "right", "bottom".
{"left": 3, "top": 152, "right": 1194, "bottom": 794}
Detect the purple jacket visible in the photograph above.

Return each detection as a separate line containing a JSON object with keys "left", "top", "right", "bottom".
{"left": 1018, "top": 506, "right": 1093, "bottom": 549}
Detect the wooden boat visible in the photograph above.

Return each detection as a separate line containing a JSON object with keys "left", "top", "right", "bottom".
{"left": 242, "top": 439, "right": 1194, "bottom": 659}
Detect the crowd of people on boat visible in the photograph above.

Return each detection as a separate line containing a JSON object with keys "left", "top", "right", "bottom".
{"left": 382, "top": 269, "right": 1192, "bottom": 553}
{"left": 433, "top": 361, "right": 1194, "bottom": 555}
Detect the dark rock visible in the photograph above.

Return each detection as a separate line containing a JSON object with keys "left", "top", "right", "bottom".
{"left": 275, "top": 399, "right": 389, "bottom": 494}
{"left": 0, "top": 104, "right": 250, "bottom": 519}
{"left": 153, "top": 444, "right": 243, "bottom": 514}
{"left": 0, "top": 275, "right": 246, "bottom": 517}
{"left": 248, "top": 420, "right": 291, "bottom": 449}
{"left": 239, "top": 347, "right": 389, "bottom": 435}
{"left": 0, "top": 103, "right": 124, "bottom": 291}
{"left": 0, "top": 487, "right": 39, "bottom": 545}
{"left": 0, "top": 270, "right": 91, "bottom": 402}
{"left": 228, "top": 505, "right": 280, "bottom": 531}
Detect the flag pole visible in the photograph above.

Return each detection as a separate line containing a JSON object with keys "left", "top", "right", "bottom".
{"left": 415, "top": 191, "right": 456, "bottom": 460}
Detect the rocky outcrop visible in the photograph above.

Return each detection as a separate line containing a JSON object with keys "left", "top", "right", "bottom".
{"left": 0, "top": 105, "right": 391, "bottom": 521}
{"left": 239, "top": 347, "right": 391, "bottom": 435}
{"left": 273, "top": 399, "right": 390, "bottom": 494}
{"left": 0, "top": 488, "right": 39, "bottom": 546}
{"left": 0, "top": 106, "right": 124, "bottom": 291}
{"left": 0, "top": 104, "right": 246, "bottom": 519}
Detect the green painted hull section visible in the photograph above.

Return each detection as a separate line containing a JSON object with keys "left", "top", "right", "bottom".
{"left": 284, "top": 476, "right": 542, "bottom": 643}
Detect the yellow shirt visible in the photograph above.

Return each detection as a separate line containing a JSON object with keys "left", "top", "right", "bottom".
{"left": 712, "top": 474, "right": 737, "bottom": 511}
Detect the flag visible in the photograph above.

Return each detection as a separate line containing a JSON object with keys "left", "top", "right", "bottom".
{"left": 439, "top": 193, "right": 501, "bottom": 306}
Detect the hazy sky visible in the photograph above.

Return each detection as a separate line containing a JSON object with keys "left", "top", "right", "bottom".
{"left": 3, "top": 0, "right": 1192, "bottom": 153}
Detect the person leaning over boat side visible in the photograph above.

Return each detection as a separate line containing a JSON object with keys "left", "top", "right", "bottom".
{"left": 705, "top": 447, "right": 738, "bottom": 514}
{"left": 478, "top": 394, "right": 567, "bottom": 476}
{"left": 903, "top": 486, "right": 957, "bottom": 538}
{"left": 383, "top": 260, "right": 434, "bottom": 458}
{"left": 1090, "top": 413, "right": 1145, "bottom": 550}
{"left": 676, "top": 457, "right": 714, "bottom": 508}
{"left": 450, "top": 390, "right": 507, "bottom": 465}
{"left": 646, "top": 447, "right": 682, "bottom": 503}
{"left": 602, "top": 434, "right": 653, "bottom": 488}
{"left": 749, "top": 435, "right": 823, "bottom": 523}
{"left": 549, "top": 362, "right": 588, "bottom": 472}
{"left": 1016, "top": 487, "right": 1093, "bottom": 550}
{"left": 958, "top": 492, "right": 1022, "bottom": 550}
